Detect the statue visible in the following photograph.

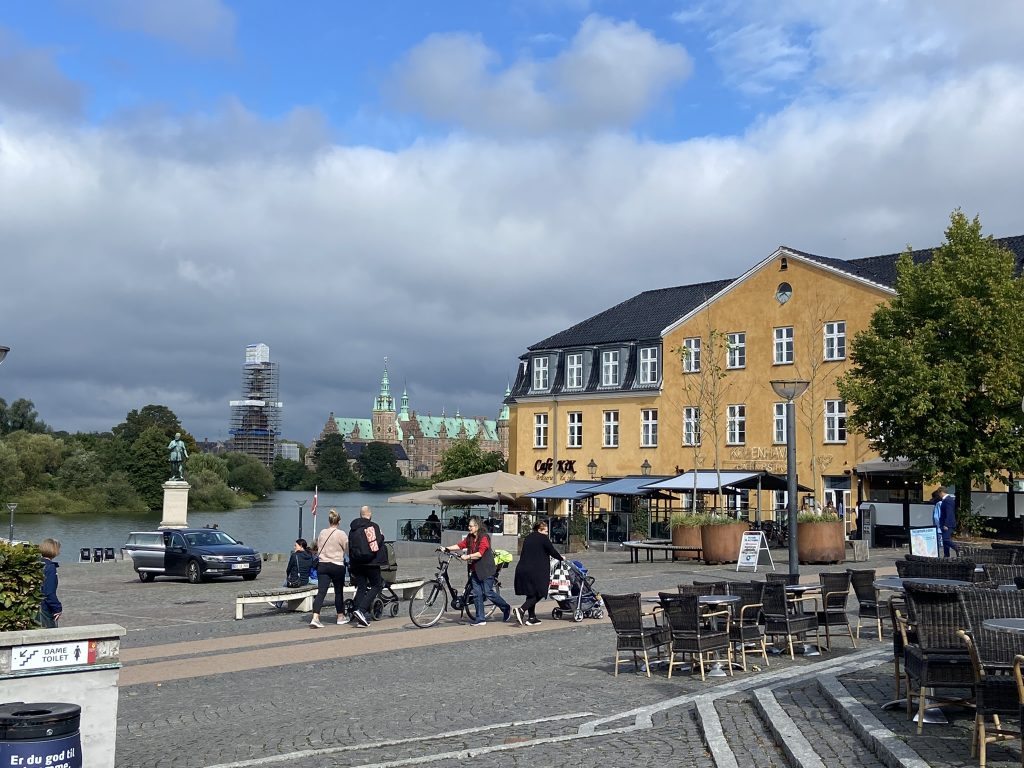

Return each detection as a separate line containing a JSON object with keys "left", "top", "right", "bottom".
{"left": 168, "top": 433, "right": 188, "bottom": 481}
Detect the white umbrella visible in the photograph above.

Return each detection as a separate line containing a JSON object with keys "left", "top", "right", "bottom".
{"left": 387, "top": 489, "right": 497, "bottom": 506}
{"left": 433, "top": 470, "right": 551, "bottom": 496}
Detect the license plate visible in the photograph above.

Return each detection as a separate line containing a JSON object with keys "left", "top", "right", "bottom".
{"left": 231, "top": 563, "right": 249, "bottom": 570}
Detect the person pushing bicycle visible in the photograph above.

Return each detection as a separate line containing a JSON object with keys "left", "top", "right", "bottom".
{"left": 441, "top": 516, "right": 511, "bottom": 626}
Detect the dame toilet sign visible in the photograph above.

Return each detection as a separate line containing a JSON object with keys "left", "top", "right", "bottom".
{"left": 13, "top": 641, "right": 92, "bottom": 671}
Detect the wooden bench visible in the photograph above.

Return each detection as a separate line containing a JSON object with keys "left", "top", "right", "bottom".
{"left": 623, "top": 541, "right": 703, "bottom": 564}
{"left": 234, "top": 577, "right": 430, "bottom": 620}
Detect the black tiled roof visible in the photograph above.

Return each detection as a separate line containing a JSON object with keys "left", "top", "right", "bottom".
{"left": 527, "top": 279, "right": 734, "bottom": 352}
{"left": 344, "top": 441, "right": 408, "bottom": 462}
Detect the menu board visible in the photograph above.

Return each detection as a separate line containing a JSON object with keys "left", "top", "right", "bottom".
{"left": 910, "top": 527, "right": 939, "bottom": 557}
{"left": 736, "top": 530, "right": 774, "bottom": 572}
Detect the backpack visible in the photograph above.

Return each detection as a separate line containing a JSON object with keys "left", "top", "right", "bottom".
{"left": 350, "top": 524, "right": 382, "bottom": 564}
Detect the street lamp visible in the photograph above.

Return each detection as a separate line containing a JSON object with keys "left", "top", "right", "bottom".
{"left": 295, "top": 499, "right": 307, "bottom": 541}
{"left": 640, "top": 459, "right": 652, "bottom": 476}
{"left": 587, "top": 459, "right": 598, "bottom": 479}
{"left": 6, "top": 503, "right": 16, "bottom": 543}
{"left": 771, "top": 379, "right": 810, "bottom": 576}
{"left": 0, "top": 346, "right": 8, "bottom": 365}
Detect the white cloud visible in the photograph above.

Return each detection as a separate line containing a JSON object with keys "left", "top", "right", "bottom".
{"left": 386, "top": 15, "right": 693, "bottom": 135}
{"left": 73, "top": 0, "right": 236, "bottom": 56}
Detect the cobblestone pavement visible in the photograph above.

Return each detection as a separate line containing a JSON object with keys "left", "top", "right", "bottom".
{"left": 52, "top": 544, "right": 1024, "bottom": 766}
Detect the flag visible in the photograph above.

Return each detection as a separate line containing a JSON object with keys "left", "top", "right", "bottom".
{"left": 311, "top": 487, "right": 318, "bottom": 518}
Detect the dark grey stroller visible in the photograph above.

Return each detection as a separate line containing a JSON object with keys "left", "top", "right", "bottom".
{"left": 551, "top": 559, "right": 604, "bottom": 622}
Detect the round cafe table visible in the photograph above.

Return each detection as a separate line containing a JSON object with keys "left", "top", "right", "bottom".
{"left": 982, "top": 618, "right": 1024, "bottom": 634}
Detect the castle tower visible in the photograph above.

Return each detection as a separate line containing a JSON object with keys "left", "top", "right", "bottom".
{"left": 497, "top": 384, "right": 511, "bottom": 460}
{"left": 372, "top": 359, "right": 398, "bottom": 442}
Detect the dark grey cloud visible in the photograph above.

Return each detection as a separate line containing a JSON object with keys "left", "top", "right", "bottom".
{"left": 0, "top": 28, "right": 83, "bottom": 118}
{"left": 71, "top": 0, "right": 236, "bottom": 56}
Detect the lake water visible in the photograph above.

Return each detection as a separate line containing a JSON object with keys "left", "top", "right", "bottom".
{"left": 7, "top": 490, "right": 473, "bottom": 555}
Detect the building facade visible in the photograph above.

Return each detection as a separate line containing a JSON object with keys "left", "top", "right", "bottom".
{"left": 312, "top": 362, "right": 510, "bottom": 478}
{"left": 227, "top": 343, "right": 282, "bottom": 467}
{"left": 506, "top": 237, "right": 1024, "bottom": 517}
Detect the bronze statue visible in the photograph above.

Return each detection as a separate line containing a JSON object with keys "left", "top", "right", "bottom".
{"left": 168, "top": 433, "right": 188, "bottom": 481}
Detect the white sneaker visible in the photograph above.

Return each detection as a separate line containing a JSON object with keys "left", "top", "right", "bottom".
{"left": 512, "top": 607, "right": 525, "bottom": 627}
{"left": 337, "top": 615, "right": 350, "bottom": 625}
{"left": 353, "top": 609, "right": 370, "bottom": 627}
{"left": 309, "top": 617, "right": 324, "bottom": 628}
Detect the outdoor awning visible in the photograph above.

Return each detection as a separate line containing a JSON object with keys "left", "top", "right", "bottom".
{"left": 642, "top": 471, "right": 761, "bottom": 492}
{"left": 585, "top": 475, "right": 673, "bottom": 496}
{"left": 524, "top": 480, "right": 601, "bottom": 500}
{"left": 387, "top": 489, "right": 497, "bottom": 506}
{"left": 720, "top": 471, "right": 813, "bottom": 493}
{"left": 854, "top": 457, "right": 918, "bottom": 475}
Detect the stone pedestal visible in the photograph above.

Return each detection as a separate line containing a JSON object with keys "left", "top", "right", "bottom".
{"left": 160, "top": 481, "right": 190, "bottom": 528}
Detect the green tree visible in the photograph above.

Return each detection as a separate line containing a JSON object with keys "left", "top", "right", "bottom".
{"left": 188, "top": 453, "right": 229, "bottom": 482}
{"left": 434, "top": 437, "right": 506, "bottom": 482}
{"left": 225, "top": 452, "right": 274, "bottom": 497}
{"left": 273, "top": 456, "right": 310, "bottom": 490}
{"left": 0, "top": 442, "right": 25, "bottom": 498}
{"left": 4, "top": 432, "right": 64, "bottom": 489}
{"left": 356, "top": 442, "right": 404, "bottom": 490}
{"left": 312, "top": 434, "right": 359, "bottom": 491}
{"left": 188, "top": 468, "right": 242, "bottom": 511}
{"left": 127, "top": 426, "right": 173, "bottom": 509}
{"left": 113, "top": 405, "right": 194, "bottom": 449}
{"left": 56, "top": 449, "right": 104, "bottom": 490}
{"left": 95, "top": 435, "right": 132, "bottom": 476}
{"left": 838, "top": 211, "right": 1024, "bottom": 514}
{"left": 0, "top": 398, "right": 49, "bottom": 435}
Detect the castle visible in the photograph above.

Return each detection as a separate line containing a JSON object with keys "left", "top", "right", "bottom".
{"left": 312, "top": 362, "right": 510, "bottom": 478}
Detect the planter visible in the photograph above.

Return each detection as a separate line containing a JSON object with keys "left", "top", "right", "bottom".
{"left": 699, "top": 521, "right": 749, "bottom": 565}
{"left": 671, "top": 525, "right": 702, "bottom": 560}
{"left": 797, "top": 520, "right": 846, "bottom": 564}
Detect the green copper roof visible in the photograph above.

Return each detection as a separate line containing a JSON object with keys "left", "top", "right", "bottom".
{"left": 334, "top": 418, "right": 373, "bottom": 440}
{"left": 373, "top": 360, "right": 394, "bottom": 412}
{"left": 499, "top": 384, "right": 510, "bottom": 421}
{"left": 416, "top": 414, "right": 498, "bottom": 442}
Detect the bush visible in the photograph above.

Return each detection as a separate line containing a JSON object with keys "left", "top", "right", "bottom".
{"left": 0, "top": 541, "right": 43, "bottom": 630}
{"left": 700, "top": 513, "right": 747, "bottom": 526}
{"left": 797, "top": 511, "right": 840, "bottom": 524}
{"left": 669, "top": 511, "right": 708, "bottom": 528}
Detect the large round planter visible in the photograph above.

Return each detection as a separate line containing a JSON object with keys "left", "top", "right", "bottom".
{"left": 700, "top": 522, "right": 749, "bottom": 565}
{"left": 671, "top": 525, "right": 702, "bottom": 560}
{"left": 797, "top": 520, "right": 846, "bottom": 564}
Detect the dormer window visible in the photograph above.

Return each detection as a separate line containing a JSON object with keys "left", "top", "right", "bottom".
{"left": 532, "top": 357, "right": 549, "bottom": 390}
{"left": 638, "top": 346, "right": 659, "bottom": 385}
{"left": 601, "top": 350, "right": 620, "bottom": 386}
{"left": 566, "top": 353, "right": 583, "bottom": 389}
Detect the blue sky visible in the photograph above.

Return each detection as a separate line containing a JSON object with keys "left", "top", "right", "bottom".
{"left": 2, "top": 1, "right": 1024, "bottom": 443}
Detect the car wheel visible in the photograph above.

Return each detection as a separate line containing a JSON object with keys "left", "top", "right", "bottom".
{"left": 138, "top": 571, "right": 154, "bottom": 583}
{"left": 242, "top": 573, "right": 258, "bottom": 581}
{"left": 186, "top": 560, "right": 203, "bottom": 584}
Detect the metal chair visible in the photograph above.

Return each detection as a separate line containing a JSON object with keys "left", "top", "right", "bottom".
{"left": 761, "top": 582, "right": 821, "bottom": 660}
{"left": 728, "top": 581, "right": 769, "bottom": 672}
{"left": 657, "top": 592, "right": 732, "bottom": 681}
{"left": 676, "top": 584, "right": 707, "bottom": 597}
{"left": 692, "top": 580, "right": 730, "bottom": 595}
{"left": 765, "top": 572, "right": 799, "bottom": 586}
{"left": 848, "top": 568, "right": 886, "bottom": 640}
{"left": 816, "top": 571, "right": 857, "bottom": 650}
{"left": 602, "top": 593, "right": 671, "bottom": 678}
{"left": 961, "top": 546, "right": 1018, "bottom": 566}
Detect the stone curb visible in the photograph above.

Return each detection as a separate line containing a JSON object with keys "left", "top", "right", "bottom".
{"left": 695, "top": 695, "right": 739, "bottom": 768}
{"left": 817, "top": 674, "right": 931, "bottom": 768}
{"left": 752, "top": 686, "right": 827, "bottom": 768}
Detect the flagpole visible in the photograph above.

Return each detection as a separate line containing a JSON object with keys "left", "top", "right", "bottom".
{"left": 311, "top": 486, "right": 319, "bottom": 539}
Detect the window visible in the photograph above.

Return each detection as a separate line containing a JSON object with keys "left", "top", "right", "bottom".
{"left": 534, "top": 413, "right": 548, "bottom": 448}
{"left": 532, "top": 357, "right": 549, "bottom": 390}
{"left": 727, "top": 332, "right": 746, "bottom": 369}
{"left": 566, "top": 353, "right": 584, "bottom": 389}
{"left": 824, "top": 321, "right": 846, "bottom": 361}
{"left": 603, "top": 410, "right": 619, "bottom": 447}
{"left": 639, "top": 346, "right": 660, "bottom": 385}
{"left": 727, "top": 404, "right": 746, "bottom": 445}
{"left": 773, "top": 403, "right": 786, "bottom": 444}
{"left": 683, "top": 407, "right": 701, "bottom": 446}
{"left": 567, "top": 411, "right": 582, "bottom": 448}
{"left": 825, "top": 400, "right": 847, "bottom": 442}
{"left": 641, "top": 409, "right": 658, "bottom": 447}
{"left": 602, "top": 350, "right": 620, "bottom": 386}
{"left": 774, "top": 327, "right": 794, "bottom": 364}
{"left": 682, "top": 337, "right": 701, "bottom": 372}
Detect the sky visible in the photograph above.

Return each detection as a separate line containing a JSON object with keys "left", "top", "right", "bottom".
{"left": 2, "top": 1, "right": 1024, "bottom": 445}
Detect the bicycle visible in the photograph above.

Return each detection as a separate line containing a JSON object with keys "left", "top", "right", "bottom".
{"left": 758, "top": 519, "right": 788, "bottom": 549}
{"left": 409, "top": 550, "right": 505, "bottom": 628}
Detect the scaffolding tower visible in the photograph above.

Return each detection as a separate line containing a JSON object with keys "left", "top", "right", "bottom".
{"left": 228, "top": 343, "right": 282, "bottom": 467}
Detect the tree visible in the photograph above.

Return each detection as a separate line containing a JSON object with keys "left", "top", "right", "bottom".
{"left": 0, "top": 398, "right": 49, "bottom": 435}
{"left": 312, "top": 434, "right": 359, "bottom": 491}
{"left": 188, "top": 453, "right": 229, "bottom": 482}
{"left": 273, "top": 456, "right": 310, "bottom": 490}
{"left": 838, "top": 211, "right": 1024, "bottom": 514}
{"left": 113, "top": 405, "right": 193, "bottom": 448}
{"left": 356, "top": 442, "right": 404, "bottom": 490}
{"left": 56, "top": 449, "right": 104, "bottom": 490}
{"left": 225, "top": 453, "right": 274, "bottom": 497}
{"left": 434, "top": 437, "right": 506, "bottom": 482}
{"left": 4, "top": 432, "right": 64, "bottom": 489}
{"left": 127, "top": 426, "right": 174, "bottom": 509}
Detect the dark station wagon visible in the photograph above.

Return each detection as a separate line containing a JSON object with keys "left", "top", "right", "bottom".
{"left": 124, "top": 528, "right": 262, "bottom": 584}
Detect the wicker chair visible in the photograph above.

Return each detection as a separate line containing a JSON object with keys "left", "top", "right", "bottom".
{"left": 602, "top": 593, "right": 672, "bottom": 678}
{"left": 961, "top": 546, "right": 1019, "bottom": 566}
{"left": 984, "top": 564, "right": 1024, "bottom": 587}
{"left": 816, "top": 571, "right": 856, "bottom": 650}
{"left": 1014, "top": 655, "right": 1024, "bottom": 768}
{"left": 762, "top": 582, "right": 821, "bottom": 660}
{"left": 728, "top": 581, "right": 769, "bottom": 672}
{"left": 901, "top": 581, "right": 974, "bottom": 733}
{"left": 676, "top": 584, "right": 708, "bottom": 597}
{"left": 957, "top": 588, "right": 1024, "bottom": 767}
{"left": 848, "top": 568, "right": 886, "bottom": 640}
{"left": 765, "top": 572, "right": 800, "bottom": 586}
{"left": 889, "top": 596, "right": 916, "bottom": 700}
{"left": 692, "top": 580, "right": 730, "bottom": 595}
{"left": 658, "top": 592, "right": 732, "bottom": 681}
{"left": 896, "top": 556, "right": 977, "bottom": 581}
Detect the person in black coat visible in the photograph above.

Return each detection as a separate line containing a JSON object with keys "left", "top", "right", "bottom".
{"left": 512, "top": 520, "right": 564, "bottom": 626}
{"left": 285, "top": 539, "right": 315, "bottom": 587}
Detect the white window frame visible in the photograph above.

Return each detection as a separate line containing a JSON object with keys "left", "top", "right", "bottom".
{"left": 683, "top": 337, "right": 701, "bottom": 373}
{"left": 567, "top": 411, "right": 583, "bottom": 448}
{"left": 641, "top": 409, "right": 658, "bottom": 447}
{"left": 773, "top": 402, "right": 786, "bottom": 444}
{"left": 639, "top": 346, "right": 660, "bottom": 385}
{"left": 532, "top": 356, "right": 549, "bottom": 390}
{"left": 774, "top": 327, "right": 794, "bottom": 364}
{"left": 534, "top": 413, "right": 548, "bottom": 448}
{"left": 727, "top": 332, "right": 746, "bottom": 369}
{"left": 727, "top": 404, "right": 746, "bottom": 445}
{"left": 825, "top": 399, "right": 847, "bottom": 443}
{"left": 566, "top": 352, "right": 584, "bottom": 389}
{"left": 683, "top": 407, "right": 701, "bottom": 446}
{"left": 602, "top": 350, "right": 620, "bottom": 386}
{"left": 824, "top": 321, "right": 846, "bottom": 361}
{"left": 603, "top": 410, "right": 619, "bottom": 448}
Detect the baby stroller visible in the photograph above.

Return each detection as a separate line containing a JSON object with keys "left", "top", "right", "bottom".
{"left": 550, "top": 559, "right": 604, "bottom": 622}
{"left": 345, "top": 542, "right": 402, "bottom": 620}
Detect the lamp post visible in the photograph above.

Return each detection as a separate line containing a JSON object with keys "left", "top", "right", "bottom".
{"left": 295, "top": 499, "right": 307, "bottom": 541}
{"left": 771, "top": 379, "right": 810, "bottom": 576}
{"left": 6, "top": 503, "right": 16, "bottom": 543}
{"left": 0, "top": 346, "right": 8, "bottom": 365}
{"left": 587, "top": 459, "right": 598, "bottom": 479}
{"left": 640, "top": 459, "right": 652, "bottom": 476}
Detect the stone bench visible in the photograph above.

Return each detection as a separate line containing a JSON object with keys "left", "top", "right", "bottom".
{"left": 622, "top": 541, "right": 703, "bottom": 563}
{"left": 234, "top": 577, "right": 430, "bottom": 619}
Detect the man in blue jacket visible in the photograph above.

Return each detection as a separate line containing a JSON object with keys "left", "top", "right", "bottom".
{"left": 937, "top": 488, "right": 960, "bottom": 558}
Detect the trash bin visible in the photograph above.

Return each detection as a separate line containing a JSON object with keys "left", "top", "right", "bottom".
{"left": 0, "top": 702, "right": 82, "bottom": 767}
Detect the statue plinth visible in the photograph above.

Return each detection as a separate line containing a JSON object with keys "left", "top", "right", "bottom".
{"left": 161, "top": 481, "right": 191, "bottom": 528}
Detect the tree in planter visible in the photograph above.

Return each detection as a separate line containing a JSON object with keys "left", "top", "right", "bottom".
{"left": 838, "top": 211, "right": 1024, "bottom": 520}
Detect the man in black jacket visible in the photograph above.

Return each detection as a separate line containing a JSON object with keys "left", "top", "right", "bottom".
{"left": 348, "top": 506, "right": 387, "bottom": 627}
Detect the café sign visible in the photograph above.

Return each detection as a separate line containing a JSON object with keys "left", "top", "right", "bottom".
{"left": 534, "top": 458, "right": 576, "bottom": 475}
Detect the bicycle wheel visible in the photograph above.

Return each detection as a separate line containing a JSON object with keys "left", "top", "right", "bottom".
{"left": 465, "top": 584, "right": 502, "bottom": 622}
{"left": 409, "top": 581, "right": 447, "bottom": 628}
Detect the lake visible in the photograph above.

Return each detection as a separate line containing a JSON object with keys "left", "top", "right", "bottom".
{"left": 7, "top": 490, "right": 478, "bottom": 555}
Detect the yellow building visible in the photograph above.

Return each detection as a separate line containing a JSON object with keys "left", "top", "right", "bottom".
{"left": 505, "top": 237, "right": 1024, "bottom": 521}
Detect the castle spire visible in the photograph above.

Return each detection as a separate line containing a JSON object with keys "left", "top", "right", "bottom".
{"left": 373, "top": 357, "right": 394, "bottom": 412}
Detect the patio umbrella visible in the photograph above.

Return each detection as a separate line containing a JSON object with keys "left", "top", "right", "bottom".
{"left": 433, "top": 470, "right": 551, "bottom": 496}
{"left": 386, "top": 489, "right": 498, "bottom": 506}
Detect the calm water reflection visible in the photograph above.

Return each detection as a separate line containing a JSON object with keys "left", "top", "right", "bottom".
{"left": 9, "top": 490, "right": 473, "bottom": 555}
